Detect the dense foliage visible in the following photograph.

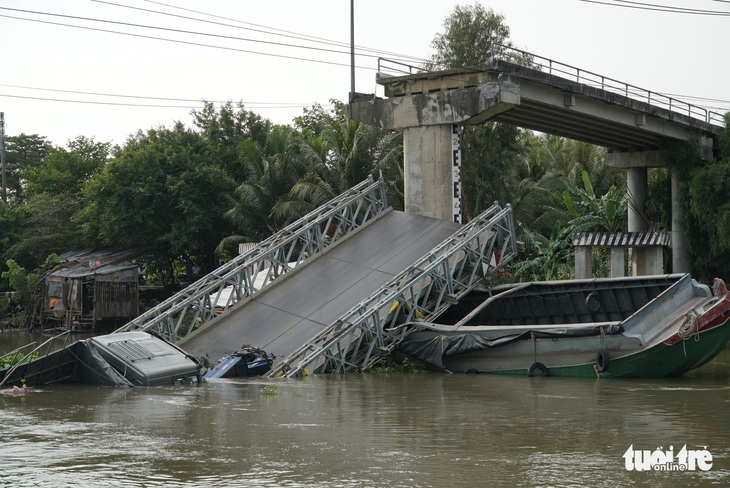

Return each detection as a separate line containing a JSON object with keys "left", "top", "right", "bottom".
{"left": 0, "top": 101, "right": 402, "bottom": 292}
{"left": 684, "top": 113, "right": 730, "bottom": 281}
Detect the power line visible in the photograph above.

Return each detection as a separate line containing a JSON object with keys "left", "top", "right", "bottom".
{"left": 0, "top": 92, "right": 197, "bottom": 108}
{"left": 0, "top": 12, "right": 370, "bottom": 70}
{"left": 0, "top": 92, "right": 323, "bottom": 110}
{"left": 577, "top": 0, "right": 730, "bottom": 15}
{"left": 96, "top": 0, "right": 426, "bottom": 63}
{"left": 614, "top": 0, "right": 730, "bottom": 14}
{"left": 0, "top": 6, "right": 377, "bottom": 60}
{"left": 2, "top": 4, "right": 723, "bottom": 119}
{"left": 0, "top": 83, "right": 315, "bottom": 106}
{"left": 0, "top": 6, "right": 429, "bottom": 68}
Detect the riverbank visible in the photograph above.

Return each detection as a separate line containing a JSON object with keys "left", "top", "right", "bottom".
{"left": 0, "top": 317, "right": 23, "bottom": 331}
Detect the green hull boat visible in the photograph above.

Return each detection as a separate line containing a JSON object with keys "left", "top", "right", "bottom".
{"left": 397, "top": 274, "right": 730, "bottom": 378}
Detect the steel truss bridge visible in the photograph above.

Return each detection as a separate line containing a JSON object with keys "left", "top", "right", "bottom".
{"left": 116, "top": 178, "right": 518, "bottom": 376}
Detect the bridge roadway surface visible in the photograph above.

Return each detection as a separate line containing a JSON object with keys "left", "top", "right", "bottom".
{"left": 178, "top": 210, "right": 460, "bottom": 367}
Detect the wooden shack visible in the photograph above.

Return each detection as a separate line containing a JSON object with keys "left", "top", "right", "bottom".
{"left": 40, "top": 250, "right": 140, "bottom": 332}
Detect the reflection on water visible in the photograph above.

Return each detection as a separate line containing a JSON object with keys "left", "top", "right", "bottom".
{"left": 1, "top": 332, "right": 729, "bottom": 487}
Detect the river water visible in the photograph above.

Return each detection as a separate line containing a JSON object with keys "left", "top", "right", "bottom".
{"left": 1, "top": 331, "right": 729, "bottom": 487}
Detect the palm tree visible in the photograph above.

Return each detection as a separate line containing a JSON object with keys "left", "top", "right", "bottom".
{"left": 274, "top": 117, "right": 403, "bottom": 223}
{"left": 218, "top": 127, "right": 305, "bottom": 253}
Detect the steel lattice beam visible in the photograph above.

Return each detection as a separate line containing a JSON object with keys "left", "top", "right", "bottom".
{"left": 114, "top": 177, "right": 389, "bottom": 343}
{"left": 270, "top": 202, "right": 517, "bottom": 377}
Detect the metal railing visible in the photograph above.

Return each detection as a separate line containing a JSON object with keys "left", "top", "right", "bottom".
{"left": 0, "top": 331, "right": 72, "bottom": 388}
{"left": 270, "top": 202, "right": 517, "bottom": 377}
{"left": 377, "top": 44, "right": 725, "bottom": 127}
{"left": 115, "top": 177, "right": 390, "bottom": 344}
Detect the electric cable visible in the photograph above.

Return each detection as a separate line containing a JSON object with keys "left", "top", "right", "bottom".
{"left": 577, "top": 0, "right": 730, "bottom": 15}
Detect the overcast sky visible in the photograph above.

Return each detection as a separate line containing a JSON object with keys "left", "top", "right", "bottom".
{"left": 1, "top": 0, "right": 728, "bottom": 148}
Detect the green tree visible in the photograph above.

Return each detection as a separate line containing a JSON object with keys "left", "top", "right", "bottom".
{"left": 461, "top": 124, "right": 527, "bottom": 219}
{"left": 217, "top": 100, "right": 404, "bottom": 257}
{"left": 563, "top": 171, "right": 627, "bottom": 233}
{"left": 511, "top": 172, "right": 572, "bottom": 249}
{"left": 278, "top": 108, "right": 403, "bottom": 222}
{"left": 8, "top": 137, "right": 111, "bottom": 261}
{"left": 80, "top": 124, "right": 236, "bottom": 286}
{"left": 429, "top": 4, "right": 513, "bottom": 69}
{"left": 511, "top": 222, "right": 575, "bottom": 282}
{"left": 294, "top": 100, "right": 344, "bottom": 136}
{"left": 685, "top": 118, "right": 730, "bottom": 280}
{"left": 22, "top": 136, "right": 110, "bottom": 197}
{"left": 2, "top": 134, "right": 52, "bottom": 201}
{"left": 0, "top": 201, "right": 30, "bottom": 291}
{"left": 428, "top": 5, "right": 528, "bottom": 218}
{"left": 192, "top": 101, "right": 272, "bottom": 183}
{"left": 220, "top": 126, "right": 306, "bottom": 252}
{"left": 1, "top": 259, "right": 39, "bottom": 323}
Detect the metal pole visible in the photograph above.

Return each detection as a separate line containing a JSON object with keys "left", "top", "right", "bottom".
{"left": 0, "top": 112, "right": 6, "bottom": 203}
{"left": 350, "top": 0, "right": 355, "bottom": 97}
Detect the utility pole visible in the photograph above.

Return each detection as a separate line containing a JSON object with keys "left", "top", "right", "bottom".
{"left": 350, "top": 0, "right": 355, "bottom": 97}
{"left": 0, "top": 112, "right": 6, "bottom": 203}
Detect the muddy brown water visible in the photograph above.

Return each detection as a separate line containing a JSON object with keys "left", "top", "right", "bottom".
{"left": 1, "top": 331, "right": 729, "bottom": 487}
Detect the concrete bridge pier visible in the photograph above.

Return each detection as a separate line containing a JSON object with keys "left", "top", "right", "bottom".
{"left": 671, "top": 171, "right": 691, "bottom": 273}
{"left": 403, "top": 125, "right": 461, "bottom": 222}
{"left": 348, "top": 76, "right": 519, "bottom": 224}
{"left": 608, "top": 150, "right": 696, "bottom": 274}
{"left": 626, "top": 166, "right": 653, "bottom": 275}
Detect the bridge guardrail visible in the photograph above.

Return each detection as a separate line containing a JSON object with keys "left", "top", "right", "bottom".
{"left": 377, "top": 45, "right": 725, "bottom": 127}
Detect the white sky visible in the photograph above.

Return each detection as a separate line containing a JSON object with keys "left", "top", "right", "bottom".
{"left": 1, "top": 0, "right": 728, "bottom": 148}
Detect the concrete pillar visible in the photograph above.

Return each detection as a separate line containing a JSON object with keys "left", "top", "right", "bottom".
{"left": 627, "top": 167, "right": 648, "bottom": 275}
{"left": 609, "top": 248, "right": 625, "bottom": 277}
{"left": 671, "top": 171, "right": 692, "bottom": 273}
{"left": 645, "top": 247, "right": 664, "bottom": 275}
{"left": 403, "top": 125, "right": 454, "bottom": 221}
{"left": 575, "top": 246, "right": 592, "bottom": 279}
{"left": 627, "top": 167, "right": 648, "bottom": 232}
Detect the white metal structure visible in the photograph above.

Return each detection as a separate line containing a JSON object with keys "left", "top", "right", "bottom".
{"left": 115, "top": 177, "right": 389, "bottom": 343}
{"left": 271, "top": 202, "right": 517, "bottom": 377}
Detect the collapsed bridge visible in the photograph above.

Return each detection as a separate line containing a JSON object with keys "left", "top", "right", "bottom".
{"left": 115, "top": 177, "right": 517, "bottom": 377}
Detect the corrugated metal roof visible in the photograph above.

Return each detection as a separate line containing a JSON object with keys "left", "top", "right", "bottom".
{"left": 571, "top": 232, "right": 671, "bottom": 248}
{"left": 50, "top": 250, "right": 139, "bottom": 278}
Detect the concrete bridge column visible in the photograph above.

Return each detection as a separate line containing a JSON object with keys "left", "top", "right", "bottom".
{"left": 627, "top": 167, "right": 649, "bottom": 275}
{"left": 671, "top": 171, "right": 691, "bottom": 273}
{"left": 403, "top": 125, "right": 456, "bottom": 221}
{"left": 348, "top": 73, "right": 520, "bottom": 223}
{"left": 610, "top": 248, "right": 625, "bottom": 277}
{"left": 574, "top": 246, "right": 592, "bottom": 279}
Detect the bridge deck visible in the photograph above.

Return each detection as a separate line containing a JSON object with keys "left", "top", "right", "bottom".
{"left": 178, "top": 210, "right": 460, "bottom": 367}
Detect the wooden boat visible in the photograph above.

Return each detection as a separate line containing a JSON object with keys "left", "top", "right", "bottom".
{"left": 396, "top": 274, "right": 730, "bottom": 378}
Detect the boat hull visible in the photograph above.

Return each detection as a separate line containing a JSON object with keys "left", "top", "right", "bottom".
{"left": 396, "top": 274, "right": 730, "bottom": 378}
{"left": 442, "top": 318, "right": 730, "bottom": 378}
